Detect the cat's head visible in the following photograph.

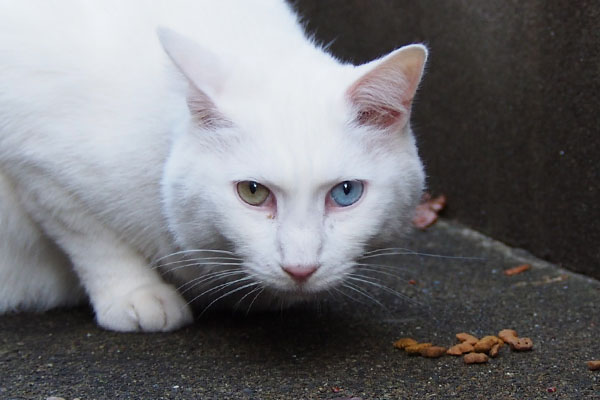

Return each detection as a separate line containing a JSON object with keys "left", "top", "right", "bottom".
{"left": 158, "top": 28, "right": 427, "bottom": 300}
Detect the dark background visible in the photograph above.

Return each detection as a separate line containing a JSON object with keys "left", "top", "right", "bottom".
{"left": 290, "top": 0, "right": 600, "bottom": 279}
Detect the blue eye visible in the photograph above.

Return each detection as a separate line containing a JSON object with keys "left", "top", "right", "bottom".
{"left": 329, "top": 181, "right": 364, "bottom": 207}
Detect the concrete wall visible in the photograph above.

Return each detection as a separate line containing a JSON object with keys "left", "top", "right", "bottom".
{"left": 290, "top": 0, "right": 600, "bottom": 278}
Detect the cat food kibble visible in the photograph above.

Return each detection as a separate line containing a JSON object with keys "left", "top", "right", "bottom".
{"left": 503, "top": 263, "right": 531, "bottom": 276}
{"left": 404, "top": 343, "right": 433, "bottom": 356}
{"left": 456, "top": 332, "right": 479, "bottom": 345}
{"left": 498, "top": 329, "right": 518, "bottom": 344}
{"left": 395, "top": 329, "right": 533, "bottom": 365}
{"left": 464, "top": 352, "right": 489, "bottom": 364}
{"left": 498, "top": 329, "right": 533, "bottom": 351}
{"left": 420, "top": 346, "right": 447, "bottom": 358}
{"left": 393, "top": 337, "right": 418, "bottom": 350}
{"left": 587, "top": 361, "right": 600, "bottom": 371}
{"left": 511, "top": 337, "right": 533, "bottom": 351}
{"left": 446, "top": 342, "right": 475, "bottom": 356}
{"left": 474, "top": 335, "right": 502, "bottom": 353}
{"left": 489, "top": 342, "right": 504, "bottom": 358}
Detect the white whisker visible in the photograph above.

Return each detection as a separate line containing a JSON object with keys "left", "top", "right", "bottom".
{"left": 341, "top": 282, "right": 386, "bottom": 309}
{"left": 199, "top": 281, "right": 261, "bottom": 317}
{"left": 178, "top": 270, "right": 246, "bottom": 294}
{"left": 246, "top": 286, "right": 265, "bottom": 315}
{"left": 346, "top": 275, "right": 420, "bottom": 307}
{"left": 359, "top": 250, "right": 484, "bottom": 261}
{"left": 354, "top": 262, "right": 411, "bottom": 270}
{"left": 150, "top": 248, "right": 237, "bottom": 266}
{"left": 361, "top": 247, "right": 414, "bottom": 256}
{"left": 160, "top": 261, "right": 244, "bottom": 275}
{"left": 331, "top": 286, "right": 368, "bottom": 305}
{"left": 156, "top": 256, "right": 244, "bottom": 270}
{"left": 233, "top": 285, "right": 263, "bottom": 311}
{"left": 352, "top": 265, "right": 410, "bottom": 280}
{"left": 186, "top": 276, "right": 254, "bottom": 306}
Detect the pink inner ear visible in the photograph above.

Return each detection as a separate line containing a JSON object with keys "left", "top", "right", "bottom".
{"left": 347, "top": 70, "right": 412, "bottom": 130}
{"left": 347, "top": 46, "right": 427, "bottom": 131}
{"left": 187, "top": 87, "right": 231, "bottom": 129}
{"left": 356, "top": 107, "right": 404, "bottom": 130}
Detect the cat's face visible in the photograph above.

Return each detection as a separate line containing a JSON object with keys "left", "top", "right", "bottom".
{"left": 159, "top": 29, "right": 427, "bottom": 300}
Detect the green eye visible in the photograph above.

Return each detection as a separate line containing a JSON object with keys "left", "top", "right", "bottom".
{"left": 237, "top": 181, "right": 271, "bottom": 206}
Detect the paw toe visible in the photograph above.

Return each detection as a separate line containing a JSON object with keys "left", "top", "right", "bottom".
{"left": 96, "top": 284, "right": 192, "bottom": 332}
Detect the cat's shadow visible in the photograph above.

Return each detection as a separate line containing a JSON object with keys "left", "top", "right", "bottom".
{"left": 179, "top": 301, "right": 405, "bottom": 364}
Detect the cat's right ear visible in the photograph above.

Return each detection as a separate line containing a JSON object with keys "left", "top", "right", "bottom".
{"left": 347, "top": 44, "right": 428, "bottom": 132}
{"left": 157, "top": 27, "right": 230, "bottom": 128}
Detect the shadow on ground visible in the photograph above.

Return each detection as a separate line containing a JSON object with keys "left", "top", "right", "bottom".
{"left": 1, "top": 221, "right": 599, "bottom": 399}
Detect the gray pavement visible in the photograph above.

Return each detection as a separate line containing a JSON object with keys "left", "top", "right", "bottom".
{"left": 1, "top": 220, "right": 599, "bottom": 399}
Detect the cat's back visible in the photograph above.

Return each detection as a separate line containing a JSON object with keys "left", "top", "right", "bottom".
{"left": 0, "top": 0, "right": 305, "bottom": 60}
{"left": 0, "top": 0, "right": 309, "bottom": 106}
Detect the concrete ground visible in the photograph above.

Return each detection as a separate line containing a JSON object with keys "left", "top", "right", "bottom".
{"left": 1, "top": 220, "right": 598, "bottom": 399}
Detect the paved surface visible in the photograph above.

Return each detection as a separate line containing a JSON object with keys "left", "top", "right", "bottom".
{"left": 1, "top": 221, "right": 599, "bottom": 399}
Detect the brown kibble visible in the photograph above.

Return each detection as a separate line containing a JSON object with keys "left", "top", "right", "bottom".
{"left": 498, "top": 329, "right": 519, "bottom": 345}
{"left": 481, "top": 335, "right": 502, "bottom": 344}
{"left": 489, "top": 342, "right": 504, "bottom": 358}
{"left": 420, "top": 346, "right": 447, "bottom": 358}
{"left": 474, "top": 336, "right": 501, "bottom": 353}
{"left": 404, "top": 343, "right": 432, "bottom": 355}
{"left": 511, "top": 337, "right": 533, "bottom": 351}
{"left": 393, "top": 338, "right": 418, "bottom": 350}
{"left": 474, "top": 339, "right": 494, "bottom": 353}
{"left": 587, "top": 361, "right": 600, "bottom": 371}
{"left": 447, "top": 342, "right": 475, "bottom": 356}
{"left": 456, "top": 333, "right": 479, "bottom": 345}
{"left": 504, "top": 263, "right": 531, "bottom": 276}
{"left": 464, "top": 352, "right": 489, "bottom": 364}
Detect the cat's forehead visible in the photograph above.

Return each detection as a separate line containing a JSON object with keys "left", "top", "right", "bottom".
{"left": 224, "top": 69, "right": 355, "bottom": 138}
{"left": 211, "top": 64, "right": 397, "bottom": 187}
{"left": 219, "top": 61, "right": 353, "bottom": 129}
{"left": 225, "top": 117, "right": 382, "bottom": 193}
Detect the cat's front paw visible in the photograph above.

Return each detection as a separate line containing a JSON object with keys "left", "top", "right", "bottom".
{"left": 95, "top": 283, "right": 193, "bottom": 332}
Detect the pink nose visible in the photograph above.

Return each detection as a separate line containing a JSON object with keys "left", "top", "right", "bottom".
{"left": 282, "top": 264, "right": 319, "bottom": 282}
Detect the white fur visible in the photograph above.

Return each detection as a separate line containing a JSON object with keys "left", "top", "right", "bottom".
{"left": 0, "top": 0, "right": 427, "bottom": 331}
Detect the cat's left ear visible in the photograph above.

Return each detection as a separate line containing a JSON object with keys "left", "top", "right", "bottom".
{"left": 157, "top": 27, "right": 229, "bottom": 128}
{"left": 347, "top": 45, "right": 428, "bottom": 131}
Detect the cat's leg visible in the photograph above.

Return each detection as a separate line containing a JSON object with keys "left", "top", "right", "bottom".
{"left": 0, "top": 172, "right": 84, "bottom": 312}
{"left": 61, "top": 226, "right": 194, "bottom": 332}
{"left": 18, "top": 177, "right": 193, "bottom": 332}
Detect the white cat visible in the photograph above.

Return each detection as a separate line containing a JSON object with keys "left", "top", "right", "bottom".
{"left": 0, "top": 0, "right": 427, "bottom": 331}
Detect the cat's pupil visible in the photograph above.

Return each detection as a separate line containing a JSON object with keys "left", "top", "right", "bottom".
{"left": 249, "top": 181, "right": 258, "bottom": 194}
{"left": 343, "top": 181, "right": 352, "bottom": 195}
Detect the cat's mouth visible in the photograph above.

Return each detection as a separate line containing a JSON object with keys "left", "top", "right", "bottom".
{"left": 262, "top": 264, "right": 350, "bottom": 297}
